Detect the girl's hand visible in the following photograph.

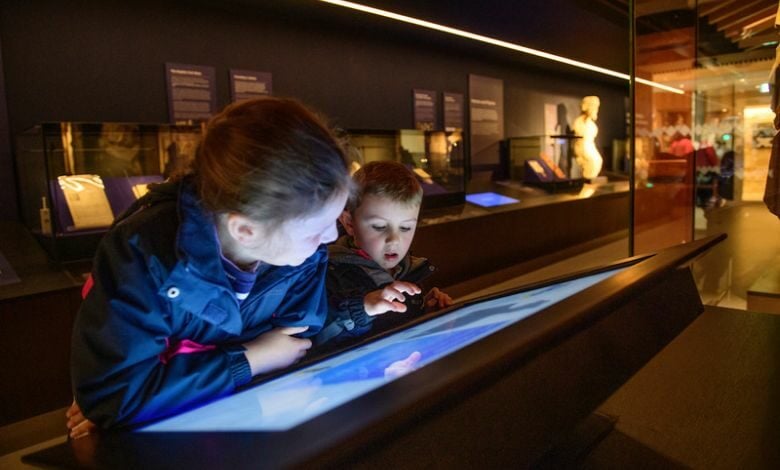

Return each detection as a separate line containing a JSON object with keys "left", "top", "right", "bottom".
{"left": 425, "top": 287, "right": 454, "bottom": 310}
{"left": 66, "top": 400, "right": 97, "bottom": 439}
{"left": 364, "top": 281, "right": 421, "bottom": 316}
{"left": 243, "top": 326, "right": 312, "bottom": 376}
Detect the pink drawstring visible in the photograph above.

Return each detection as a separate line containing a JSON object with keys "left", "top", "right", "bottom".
{"left": 159, "top": 338, "right": 216, "bottom": 364}
{"left": 81, "top": 274, "right": 94, "bottom": 299}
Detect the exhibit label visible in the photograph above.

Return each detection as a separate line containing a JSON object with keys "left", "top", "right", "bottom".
{"left": 165, "top": 63, "right": 216, "bottom": 124}
{"left": 230, "top": 69, "right": 272, "bottom": 102}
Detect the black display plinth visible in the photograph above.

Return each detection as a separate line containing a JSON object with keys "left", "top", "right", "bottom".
{"left": 525, "top": 178, "right": 585, "bottom": 193}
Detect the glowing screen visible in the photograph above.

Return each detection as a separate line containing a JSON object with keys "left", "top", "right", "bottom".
{"left": 141, "top": 266, "right": 626, "bottom": 432}
{"left": 465, "top": 192, "right": 519, "bottom": 207}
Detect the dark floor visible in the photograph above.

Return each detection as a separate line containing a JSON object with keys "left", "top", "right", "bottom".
{"left": 693, "top": 201, "right": 780, "bottom": 310}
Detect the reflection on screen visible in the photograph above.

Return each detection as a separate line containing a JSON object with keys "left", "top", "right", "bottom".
{"left": 141, "top": 267, "right": 626, "bottom": 432}
{"left": 466, "top": 192, "right": 520, "bottom": 207}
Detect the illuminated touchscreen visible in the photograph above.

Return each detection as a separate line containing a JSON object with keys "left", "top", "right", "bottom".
{"left": 141, "top": 266, "right": 626, "bottom": 432}
{"left": 465, "top": 192, "right": 519, "bottom": 207}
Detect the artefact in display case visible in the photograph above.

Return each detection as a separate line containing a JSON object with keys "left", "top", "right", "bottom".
{"left": 500, "top": 135, "right": 584, "bottom": 192}
{"left": 15, "top": 122, "right": 201, "bottom": 262}
{"left": 346, "top": 129, "right": 465, "bottom": 208}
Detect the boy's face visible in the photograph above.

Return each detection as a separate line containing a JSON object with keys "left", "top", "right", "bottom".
{"left": 342, "top": 194, "right": 420, "bottom": 271}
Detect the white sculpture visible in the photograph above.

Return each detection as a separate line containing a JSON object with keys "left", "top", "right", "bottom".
{"left": 572, "top": 96, "right": 603, "bottom": 179}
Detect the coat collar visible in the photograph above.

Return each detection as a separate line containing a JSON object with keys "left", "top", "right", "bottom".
{"left": 328, "top": 235, "right": 425, "bottom": 285}
{"left": 173, "top": 179, "right": 227, "bottom": 286}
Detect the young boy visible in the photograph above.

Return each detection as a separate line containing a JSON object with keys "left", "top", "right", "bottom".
{"left": 315, "top": 161, "right": 453, "bottom": 348}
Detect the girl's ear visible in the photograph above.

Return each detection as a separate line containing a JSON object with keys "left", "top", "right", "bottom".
{"left": 339, "top": 210, "right": 355, "bottom": 237}
{"left": 226, "top": 213, "right": 262, "bottom": 246}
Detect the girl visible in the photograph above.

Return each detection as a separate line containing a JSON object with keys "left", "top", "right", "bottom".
{"left": 66, "top": 97, "right": 352, "bottom": 436}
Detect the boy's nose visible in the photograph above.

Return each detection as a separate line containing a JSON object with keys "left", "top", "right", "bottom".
{"left": 385, "top": 231, "right": 400, "bottom": 243}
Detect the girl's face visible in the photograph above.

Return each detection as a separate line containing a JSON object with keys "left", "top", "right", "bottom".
{"left": 228, "top": 190, "right": 348, "bottom": 267}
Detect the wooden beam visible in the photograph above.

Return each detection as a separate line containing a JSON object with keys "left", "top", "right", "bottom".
{"left": 719, "top": 6, "right": 776, "bottom": 33}
{"left": 637, "top": 49, "right": 696, "bottom": 65}
{"left": 637, "top": 27, "right": 695, "bottom": 51}
{"left": 712, "top": 0, "right": 765, "bottom": 26}
{"left": 636, "top": 0, "right": 690, "bottom": 17}
{"left": 699, "top": 0, "right": 739, "bottom": 17}
{"left": 725, "top": 13, "right": 776, "bottom": 38}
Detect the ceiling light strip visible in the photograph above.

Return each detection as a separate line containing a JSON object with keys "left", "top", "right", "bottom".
{"left": 318, "top": 0, "right": 684, "bottom": 94}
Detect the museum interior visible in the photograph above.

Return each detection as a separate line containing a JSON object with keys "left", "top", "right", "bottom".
{"left": 1, "top": 0, "right": 779, "bottom": 468}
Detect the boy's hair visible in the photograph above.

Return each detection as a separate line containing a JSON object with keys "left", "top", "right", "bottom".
{"left": 348, "top": 161, "right": 423, "bottom": 212}
{"left": 192, "top": 97, "right": 353, "bottom": 225}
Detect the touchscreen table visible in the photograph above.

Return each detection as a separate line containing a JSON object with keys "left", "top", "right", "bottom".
{"left": 142, "top": 266, "right": 626, "bottom": 433}
{"left": 23, "top": 235, "right": 726, "bottom": 469}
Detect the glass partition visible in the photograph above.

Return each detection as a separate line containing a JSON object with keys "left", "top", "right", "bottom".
{"left": 632, "top": 6, "right": 696, "bottom": 254}
{"left": 632, "top": 0, "right": 779, "bottom": 309}
{"left": 346, "top": 129, "right": 466, "bottom": 208}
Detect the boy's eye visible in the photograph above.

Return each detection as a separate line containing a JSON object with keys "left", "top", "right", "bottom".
{"left": 400, "top": 227, "right": 412, "bottom": 232}
{"left": 371, "top": 225, "right": 386, "bottom": 231}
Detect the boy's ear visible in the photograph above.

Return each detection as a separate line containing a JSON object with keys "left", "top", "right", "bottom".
{"left": 339, "top": 210, "right": 355, "bottom": 237}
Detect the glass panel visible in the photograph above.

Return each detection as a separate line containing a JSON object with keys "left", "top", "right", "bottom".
{"left": 633, "top": 4, "right": 696, "bottom": 254}
{"left": 632, "top": 0, "right": 780, "bottom": 310}
{"left": 345, "top": 129, "right": 466, "bottom": 208}
{"left": 687, "top": 0, "right": 780, "bottom": 310}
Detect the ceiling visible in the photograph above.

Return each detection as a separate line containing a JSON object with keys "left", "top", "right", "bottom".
{"left": 596, "top": 0, "right": 778, "bottom": 52}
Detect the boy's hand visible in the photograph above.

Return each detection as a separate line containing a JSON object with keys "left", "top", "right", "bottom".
{"left": 425, "top": 287, "right": 454, "bottom": 310}
{"left": 66, "top": 400, "right": 97, "bottom": 439}
{"left": 364, "top": 281, "right": 421, "bottom": 316}
{"left": 243, "top": 326, "right": 312, "bottom": 376}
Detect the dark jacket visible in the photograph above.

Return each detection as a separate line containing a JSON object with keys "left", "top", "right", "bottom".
{"left": 314, "top": 236, "right": 434, "bottom": 347}
{"left": 71, "top": 178, "right": 328, "bottom": 428}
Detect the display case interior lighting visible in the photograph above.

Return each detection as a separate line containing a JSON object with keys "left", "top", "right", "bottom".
{"left": 318, "top": 0, "right": 684, "bottom": 95}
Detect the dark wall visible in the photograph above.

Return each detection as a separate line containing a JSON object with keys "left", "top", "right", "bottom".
{"left": 0, "top": 35, "right": 15, "bottom": 221}
{"left": 0, "top": 0, "right": 629, "bottom": 219}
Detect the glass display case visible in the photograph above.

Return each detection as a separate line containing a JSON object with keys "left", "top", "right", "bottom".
{"left": 15, "top": 122, "right": 202, "bottom": 262}
{"left": 500, "top": 135, "right": 584, "bottom": 192}
{"left": 346, "top": 129, "right": 465, "bottom": 208}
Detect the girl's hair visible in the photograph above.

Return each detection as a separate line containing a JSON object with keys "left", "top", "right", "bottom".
{"left": 192, "top": 97, "right": 352, "bottom": 224}
{"left": 348, "top": 160, "right": 423, "bottom": 212}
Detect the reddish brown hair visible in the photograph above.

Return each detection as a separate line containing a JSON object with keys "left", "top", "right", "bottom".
{"left": 192, "top": 97, "right": 352, "bottom": 223}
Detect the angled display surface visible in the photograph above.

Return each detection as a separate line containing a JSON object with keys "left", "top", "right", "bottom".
{"left": 24, "top": 234, "right": 726, "bottom": 469}
{"left": 142, "top": 266, "right": 623, "bottom": 432}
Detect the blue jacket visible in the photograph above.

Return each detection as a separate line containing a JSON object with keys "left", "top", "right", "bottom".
{"left": 314, "top": 235, "right": 434, "bottom": 349}
{"left": 71, "top": 178, "right": 328, "bottom": 428}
